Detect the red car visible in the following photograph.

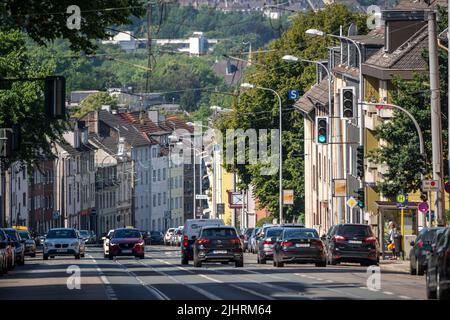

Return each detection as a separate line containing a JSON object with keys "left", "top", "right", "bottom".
{"left": 107, "top": 228, "right": 145, "bottom": 259}
{"left": 0, "top": 230, "right": 15, "bottom": 271}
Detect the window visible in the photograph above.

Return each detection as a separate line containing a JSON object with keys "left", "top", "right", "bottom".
{"left": 170, "top": 177, "right": 173, "bottom": 188}
{"left": 23, "top": 193, "right": 26, "bottom": 207}
{"left": 157, "top": 169, "right": 161, "bottom": 181}
{"left": 153, "top": 170, "right": 156, "bottom": 182}
{"left": 69, "top": 185, "right": 72, "bottom": 205}
{"left": 163, "top": 192, "right": 166, "bottom": 205}
{"left": 141, "top": 196, "right": 144, "bottom": 208}
{"left": 153, "top": 194, "right": 156, "bottom": 207}
{"left": 77, "top": 182, "right": 80, "bottom": 202}
{"left": 163, "top": 168, "right": 166, "bottom": 180}
{"left": 158, "top": 193, "right": 161, "bottom": 206}
{"left": 146, "top": 171, "right": 148, "bottom": 185}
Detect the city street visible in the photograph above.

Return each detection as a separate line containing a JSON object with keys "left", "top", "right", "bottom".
{"left": 0, "top": 245, "right": 426, "bottom": 300}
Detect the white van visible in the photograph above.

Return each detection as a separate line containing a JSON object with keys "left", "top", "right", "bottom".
{"left": 181, "top": 219, "right": 224, "bottom": 264}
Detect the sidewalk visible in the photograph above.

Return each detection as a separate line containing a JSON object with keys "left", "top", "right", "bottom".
{"left": 379, "top": 259, "right": 410, "bottom": 274}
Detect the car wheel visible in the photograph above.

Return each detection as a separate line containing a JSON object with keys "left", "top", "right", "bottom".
{"left": 426, "top": 271, "right": 437, "bottom": 299}
{"left": 139, "top": 254, "right": 145, "bottom": 259}
{"left": 19, "top": 256, "right": 25, "bottom": 266}
{"left": 193, "top": 257, "right": 202, "bottom": 268}
{"left": 235, "top": 258, "right": 244, "bottom": 268}
{"left": 181, "top": 255, "right": 189, "bottom": 265}
{"left": 275, "top": 259, "right": 284, "bottom": 268}
{"left": 260, "top": 256, "right": 266, "bottom": 264}
{"left": 221, "top": 261, "right": 229, "bottom": 265}
{"left": 104, "top": 253, "right": 108, "bottom": 258}
{"left": 81, "top": 254, "right": 85, "bottom": 258}
{"left": 108, "top": 254, "right": 114, "bottom": 260}
{"left": 417, "top": 261, "right": 425, "bottom": 276}
{"left": 436, "top": 271, "right": 449, "bottom": 300}
{"left": 410, "top": 261, "right": 417, "bottom": 275}
{"left": 43, "top": 254, "right": 49, "bottom": 260}
{"left": 75, "top": 254, "right": 80, "bottom": 260}
{"left": 30, "top": 253, "right": 36, "bottom": 258}
{"left": 315, "top": 261, "right": 327, "bottom": 267}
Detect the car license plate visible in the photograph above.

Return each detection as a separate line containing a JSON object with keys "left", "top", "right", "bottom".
{"left": 213, "top": 250, "right": 227, "bottom": 254}
{"left": 56, "top": 249, "right": 67, "bottom": 253}
{"left": 296, "top": 243, "right": 310, "bottom": 248}
{"left": 348, "top": 240, "right": 362, "bottom": 244}
{"left": 121, "top": 249, "right": 132, "bottom": 254}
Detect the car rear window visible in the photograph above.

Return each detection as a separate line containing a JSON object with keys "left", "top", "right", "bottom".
{"left": 201, "top": 228, "right": 237, "bottom": 238}
{"left": 266, "top": 228, "right": 283, "bottom": 238}
{"left": 284, "top": 229, "right": 319, "bottom": 239}
{"left": 339, "top": 225, "right": 372, "bottom": 237}
{"left": 47, "top": 229, "right": 77, "bottom": 239}
{"left": 18, "top": 231, "right": 30, "bottom": 239}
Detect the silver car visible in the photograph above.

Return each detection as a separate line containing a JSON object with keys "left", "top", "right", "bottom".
{"left": 43, "top": 228, "right": 85, "bottom": 260}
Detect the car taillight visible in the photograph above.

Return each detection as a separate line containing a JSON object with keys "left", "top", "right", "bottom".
{"left": 364, "top": 237, "right": 377, "bottom": 244}
{"left": 418, "top": 241, "right": 423, "bottom": 248}
{"left": 281, "top": 241, "right": 293, "bottom": 247}
{"left": 231, "top": 238, "right": 241, "bottom": 245}
{"left": 333, "top": 235, "right": 346, "bottom": 241}
{"left": 263, "top": 240, "right": 272, "bottom": 245}
{"left": 197, "top": 239, "right": 209, "bottom": 245}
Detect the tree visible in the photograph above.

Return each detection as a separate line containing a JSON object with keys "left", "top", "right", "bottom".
{"left": 216, "top": 4, "right": 368, "bottom": 221}
{"left": 74, "top": 92, "right": 118, "bottom": 118}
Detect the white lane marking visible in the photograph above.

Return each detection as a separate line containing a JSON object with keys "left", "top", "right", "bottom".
{"left": 198, "top": 274, "right": 222, "bottom": 283}
{"left": 399, "top": 295, "right": 411, "bottom": 300}
{"left": 138, "top": 260, "right": 222, "bottom": 300}
{"left": 228, "top": 284, "right": 276, "bottom": 300}
{"left": 383, "top": 291, "right": 394, "bottom": 295}
{"left": 88, "top": 254, "right": 117, "bottom": 300}
{"left": 115, "top": 260, "right": 169, "bottom": 300}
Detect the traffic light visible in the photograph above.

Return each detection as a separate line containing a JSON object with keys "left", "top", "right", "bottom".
{"left": 340, "top": 87, "right": 356, "bottom": 119}
{"left": 356, "top": 145, "right": 364, "bottom": 178}
{"left": 315, "top": 116, "right": 328, "bottom": 144}
{"left": 44, "top": 76, "right": 66, "bottom": 119}
{"left": 356, "top": 187, "right": 364, "bottom": 208}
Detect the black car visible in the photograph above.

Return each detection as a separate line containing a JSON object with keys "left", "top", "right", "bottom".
{"left": 140, "top": 231, "right": 151, "bottom": 245}
{"left": 322, "top": 224, "right": 379, "bottom": 266}
{"left": 410, "top": 227, "right": 444, "bottom": 275}
{"left": 149, "top": 231, "right": 164, "bottom": 245}
{"left": 1, "top": 228, "right": 25, "bottom": 266}
{"left": 17, "top": 230, "right": 36, "bottom": 257}
{"left": 256, "top": 227, "right": 284, "bottom": 264}
{"left": 193, "top": 226, "right": 244, "bottom": 268}
{"left": 273, "top": 228, "right": 326, "bottom": 267}
{"left": 426, "top": 227, "right": 450, "bottom": 300}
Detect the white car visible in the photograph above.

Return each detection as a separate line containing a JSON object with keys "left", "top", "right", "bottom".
{"left": 43, "top": 228, "right": 85, "bottom": 260}
{"left": 164, "top": 228, "right": 175, "bottom": 245}
{"left": 103, "top": 229, "right": 114, "bottom": 258}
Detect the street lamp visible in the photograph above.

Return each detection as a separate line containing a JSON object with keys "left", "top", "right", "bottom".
{"left": 282, "top": 54, "right": 340, "bottom": 225}
{"left": 240, "top": 82, "right": 284, "bottom": 224}
{"left": 306, "top": 28, "right": 365, "bottom": 223}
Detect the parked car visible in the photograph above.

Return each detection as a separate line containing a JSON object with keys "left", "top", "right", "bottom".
{"left": 140, "top": 231, "right": 151, "bottom": 245}
{"left": 1, "top": 228, "right": 25, "bottom": 266}
{"left": 107, "top": 228, "right": 145, "bottom": 259}
{"left": 164, "top": 228, "right": 175, "bottom": 245}
{"left": 249, "top": 228, "right": 260, "bottom": 253}
{"left": 322, "top": 224, "right": 380, "bottom": 266}
{"left": 257, "top": 227, "right": 284, "bottom": 264}
{"left": 17, "top": 230, "right": 36, "bottom": 257}
{"left": 410, "top": 227, "right": 444, "bottom": 275}
{"left": 149, "top": 231, "right": 164, "bottom": 245}
{"left": 78, "top": 230, "right": 90, "bottom": 243}
{"left": 171, "top": 226, "right": 184, "bottom": 246}
{"left": 181, "top": 219, "right": 224, "bottom": 264}
{"left": 43, "top": 228, "right": 85, "bottom": 260}
{"left": 0, "top": 229, "right": 9, "bottom": 275}
{"left": 255, "top": 225, "right": 279, "bottom": 253}
{"left": 273, "top": 228, "right": 326, "bottom": 267}
{"left": 0, "top": 231, "right": 15, "bottom": 270}
{"left": 426, "top": 227, "right": 450, "bottom": 300}
{"left": 193, "top": 225, "right": 244, "bottom": 268}
{"left": 102, "top": 229, "right": 115, "bottom": 258}
{"left": 242, "top": 228, "right": 254, "bottom": 252}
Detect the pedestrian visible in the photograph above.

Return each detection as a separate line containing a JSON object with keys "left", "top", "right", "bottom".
{"left": 388, "top": 221, "right": 398, "bottom": 260}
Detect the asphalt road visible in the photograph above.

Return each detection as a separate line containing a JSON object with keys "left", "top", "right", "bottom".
{"left": 0, "top": 245, "right": 426, "bottom": 300}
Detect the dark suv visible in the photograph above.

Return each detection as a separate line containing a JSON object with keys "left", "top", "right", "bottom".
{"left": 426, "top": 227, "right": 450, "bottom": 300}
{"left": 193, "top": 226, "right": 243, "bottom": 268}
{"left": 410, "top": 227, "right": 444, "bottom": 275}
{"left": 323, "top": 224, "right": 379, "bottom": 266}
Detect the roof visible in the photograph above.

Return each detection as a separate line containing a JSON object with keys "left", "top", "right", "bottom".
{"left": 348, "top": 27, "right": 385, "bottom": 46}
{"left": 58, "top": 140, "right": 96, "bottom": 156}
{"left": 88, "top": 133, "right": 120, "bottom": 156}
{"left": 294, "top": 78, "right": 330, "bottom": 114}
{"left": 394, "top": 0, "right": 447, "bottom": 9}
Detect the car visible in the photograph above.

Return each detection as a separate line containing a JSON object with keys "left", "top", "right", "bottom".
{"left": 102, "top": 229, "right": 114, "bottom": 258}
{"left": 193, "top": 225, "right": 244, "bottom": 268}
{"left": 0, "top": 231, "right": 15, "bottom": 270}
{"left": 249, "top": 228, "right": 260, "bottom": 253}
{"left": 322, "top": 224, "right": 380, "bottom": 266}
{"left": 88, "top": 230, "right": 97, "bottom": 244}
{"left": 171, "top": 226, "right": 184, "bottom": 246}
{"left": 149, "top": 231, "right": 164, "bottom": 245}
{"left": 1, "top": 228, "right": 25, "bottom": 266}
{"left": 107, "top": 228, "right": 145, "bottom": 259}
{"left": 164, "top": 228, "right": 176, "bottom": 245}
{"left": 181, "top": 219, "right": 224, "bottom": 264}
{"left": 242, "top": 228, "right": 254, "bottom": 252}
{"left": 256, "top": 227, "right": 284, "bottom": 264}
{"left": 0, "top": 229, "right": 9, "bottom": 275}
{"left": 78, "top": 230, "right": 90, "bottom": 243}
{"left": 426, "top": 227, "right": 450, "bottom": 300}
{"left": 410, "top": 227, "right": 444, "bottom": 275}
{"left": 17, "top": 230, "right": 36, "bottom": 257}
{"left": 43, "top": 228, "right": 85, "bottom": 260}
{"left": 254, "top": 225, "right": 280, "bottom": 255}
{"left": 140, "top": 231, "right": 151, "bottom": 245}
{"left": 273, "top": 228, "right": 326, "bottom": 267}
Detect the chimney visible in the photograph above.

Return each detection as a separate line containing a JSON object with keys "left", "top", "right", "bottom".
{"left": 147, "top": 110, "right": 159, "bottom": 124}
{"left": 139, "top": 111, "right": 145, "bottom": 125}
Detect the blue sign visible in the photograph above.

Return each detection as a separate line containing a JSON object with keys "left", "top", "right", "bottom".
{"left": 288, "top": 89, "right": 302, "bottom": 100}
{"left": 418, "top": 201, "right": 429, "bottom": 214}
{"left": 91, "top": 208, "right": 97, "bottom": 216}
{"left": 445, "top": 181, "right": 450, "bottom": 194}
{"left": 396, "top": 193, "right": 408, "bottom": 208}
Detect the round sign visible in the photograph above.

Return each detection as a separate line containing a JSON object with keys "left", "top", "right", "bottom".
{"left": 445, "top": 181, "right": 450, "bottom": 194}
{"left": 418, "top": 201, "right": 429, "bottom": 214}
{"left": 396, "top": 194, "right": 406, "bottom": 204}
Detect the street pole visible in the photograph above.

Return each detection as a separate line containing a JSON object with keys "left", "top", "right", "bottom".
{"left": 428, "top": 11, "right": 445, "bottom": 226}
{"left": 193, "top": 148, "right": 196, "bottom": 220}
{"left": 448, "top": 0, "right": 450, "bottom": 225}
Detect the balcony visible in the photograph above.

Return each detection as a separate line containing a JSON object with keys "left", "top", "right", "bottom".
{"left": 365, "top": 113, "right": 381, "bottom": 131}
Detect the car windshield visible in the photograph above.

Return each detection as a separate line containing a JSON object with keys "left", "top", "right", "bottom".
{"left": 340, "top": 225, "right": 371, "bottom": 237}
{"left": 4, "top": 230, "right": 19, "bottom": 241}
{"left": 266, "top": 228, "right": 283, "bottom": 238}
{"left": 284, "top": 229, "right": 319, "bottom": 239}
{"left": 113, "top": 229, "right": 142, "bottom": 239}
{"left": 18, "top": 231, "right": 30, "bottom": 239}
{"left": 79, "top": 230, "right": 89, "bottom": 236}
{"left": 245, "top": 228, "right": 254, "bottom": 236}
{"left": 201, "top": 228, "right": 237, "bottom": 238}
{"left": 47, "top": 229, "right": 77, "bottom": 239}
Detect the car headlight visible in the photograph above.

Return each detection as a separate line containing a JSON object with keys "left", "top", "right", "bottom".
{"left": 70, "top": 242, "right": 79, "bottom": 247}
{"left": 45, "top": 242, "right": 54, "bottom": 247}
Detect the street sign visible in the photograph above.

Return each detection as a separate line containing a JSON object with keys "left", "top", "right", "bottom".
{"left": 346, "top": 197, "right": 357, "bottom": 209}
{"left": 418, "top": 201, "right": 429, "bottom": 214}
{"left": 91, "top": 208, "right": 97, "bottom": 216}
{"left": 195, "top": 194, "right": 208, "bottom": 200}
{"left": 283, "top": 189, "right": 294, "bottom": 205}
{"left": 422, "top": 179, "right": 440, "bottom": 192}
{"left": 396, "top": 193, "right": 408, "bottom": 208}
{"left": 333, "top": 179, "right": 347, "bottom": 197}
{"left": 445, "top": 181, "right": 450, "bottom": 193}
{"left": 288, "top": 89, "right": 302, "bottom": 100}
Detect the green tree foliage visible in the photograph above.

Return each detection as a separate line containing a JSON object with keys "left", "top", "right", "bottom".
{"left": 73, "top": 92, "right": 119, "bottom": 118}
{"left": 370, "top": 7, "right": 448, "bottom": 199}
{"left": 0, "top": 1, "right": 145, "bottom": 53}
{"left": 216, "top": 5, "right": 367, "bottom": 221}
